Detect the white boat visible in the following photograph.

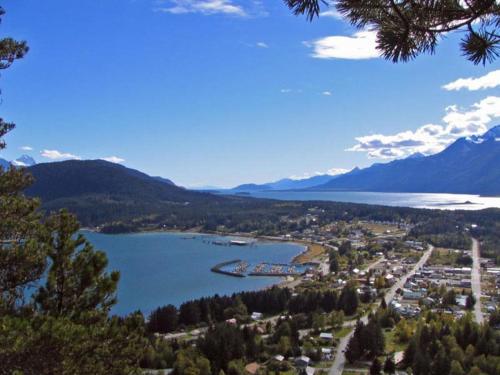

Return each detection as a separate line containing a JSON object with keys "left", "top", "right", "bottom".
{"left": 230, "top": 240, "right": 248, "bottom": 246}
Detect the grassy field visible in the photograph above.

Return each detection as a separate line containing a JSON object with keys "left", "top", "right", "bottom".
{"left": 335, "top": 326, "right": 353, "bottom": 339}
{"left": 427, "top": 247, "right": 469, "bottom": 266}
{"left": 361, "top": 222, "right": 405, "bottom": 236}
{"left": 342, "top": 370, "right": 367, "bottom": 375}
{"left": 294, "top": 243, "right": 326, "bottom": 263}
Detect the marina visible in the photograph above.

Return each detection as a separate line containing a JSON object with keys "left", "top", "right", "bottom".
{"left": 82, "top": 231, "right": 305, "bottom": 315}
{"left": 212, "top": 259, "right": 316, "bottom": 277}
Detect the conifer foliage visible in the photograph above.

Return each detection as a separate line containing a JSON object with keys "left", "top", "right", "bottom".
{"left": 285, "top": 0, "right": 500, "bottom": 64}
{"left": 0, "top": 7, "right": 146, "bottom": 374}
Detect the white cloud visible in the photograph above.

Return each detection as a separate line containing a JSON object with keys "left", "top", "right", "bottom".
{"left": 101, "top": 156, "right": 125, "bottom": 164}
{"left": 289, "top": 168, "right": 350, "bottom": 180}
{"left": 326, "top": 167, "right": 349, "bottom": 176}
{"left": 280, "top": 88, "right": 302, "bottom": 94}
{"left": 40, "top": 149, "right": 81, "bottom": 160}
{"left": 442, "top": 96, "right": 500, "bottom": 135}
{"left": 20, "top": 146, "right": 33, "bottom": 151}
{"left": 306, "top": 30, "right": 380, "bottom": 60}
{"left": 322, "top": 91, "right": 332, "bottom": 96}
{"left": 348, "top": 96, "right": 500, "bottom": 159}
{"left": 443, "top": 70, "right": 500, "bottom": 91}
{"left": 156, "top": 0, "right": 246, "bottom": 16}
{"left": 319, "top": 9, "right": 342, "bottom": 20}
{"left": 256, "top": 42, "right": 268, "bottom": 48}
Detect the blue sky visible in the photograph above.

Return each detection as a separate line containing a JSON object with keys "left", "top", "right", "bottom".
{"left": 1, "top": 0, "right": 499, "bottom": 187}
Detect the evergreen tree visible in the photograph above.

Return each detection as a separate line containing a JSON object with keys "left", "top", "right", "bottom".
{"left": 345, "top": 320, "right": 364, "bottom": 363}
{"left": 345, "top": 333, "right": 362, "bottom": 364}
{"left": 338, "top": 241, "right": 352, "bottom": 256}
{"left": 0, "top": 23, "right": 45, "bottom": 310}
{"left": 339, "top": 282, "right": 359, "bottom": 316}
{"left": 180, "top": 301, "right": 201, "bottom": 326}
{"left": 148, "top": 304, "right": 179, "bottom": 333}
{"left": 34, "top": 210, "right": 119, "bottom": 320}
{"left": 431, "top": 346, "right": 451, "bottom": 375}
{"left": 450, "top": 360, "right": 465, "bottom": 375}
{"left": 369, "top": 358, "right": 382, "bottom": 375}
{"left": 466, "top": 293, "right": 476, "bottom": 310}
{"left": 384, "top": 356, "right": 396, "bottom": 374}
{"left": 284, "top": 0, "right": 500, "bottom": 64}
{"left": 381, "top": 297, "right": 387, "bottom": 309}
{"left": 413, "top": 351, "right": 432, "bottom": 375}
{"left": 0, "top": 160, "right": 47, "bottom": 310}
{"left": 0, "top": 9, "right": 147, "bottom": 371}
{"left": 329, "top": 250, "right": 340, "bottom": 273}
{"left": 443, "top": 289, "right": 457, "bottom": 306}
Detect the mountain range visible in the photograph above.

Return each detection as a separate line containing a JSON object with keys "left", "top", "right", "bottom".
{"left": 231, "top": 173, "right": 344, "bottom": 192}
{"left": 0, "top": 154, "right": 37, "bottom": 169}
{"left": 9, "top": 124, "right": 500, "bottom": 228}
{"left": 230, "top": 125, "right": 500, "bottom": 196}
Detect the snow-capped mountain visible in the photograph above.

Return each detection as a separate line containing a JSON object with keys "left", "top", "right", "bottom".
{"left": 0, "top": 155, "right": 37, "bottom": 170}
{"left": 316, "top": 125, "right": 500, "bottom": 195}
{"left": 12, "top": 155, "right": 37, "bottom": 167}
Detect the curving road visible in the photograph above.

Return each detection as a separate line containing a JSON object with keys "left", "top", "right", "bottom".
{"left": 471, "top": 238, "right": 484, "bottom": 324}
{"left": 328, "top": 245, "right": 434, "bottom": 375}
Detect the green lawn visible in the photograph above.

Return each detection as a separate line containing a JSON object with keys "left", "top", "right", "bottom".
{"left": 335, "top": 326, "right": 353, "bottom": 339}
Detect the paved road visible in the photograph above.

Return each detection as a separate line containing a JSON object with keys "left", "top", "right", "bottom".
{"left": 328, "top": 245, "right": 434, "bottom": 375}
{"left": 384, "top": 245, "right": 434, "bottom": 305}
{"left": 471, "top": 238, "right": 484, "bottom": 324}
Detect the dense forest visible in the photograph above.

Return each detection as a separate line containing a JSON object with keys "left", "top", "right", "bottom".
{"left": 147, "top": 285, "right": 359, "bottom": 334}
{"left": 401, "top": 313, "right": 500, "bottom": 375}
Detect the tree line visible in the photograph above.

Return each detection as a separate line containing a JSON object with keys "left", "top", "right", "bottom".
{"left": 402, "top": 313, "right": 500, "bottom": 375}
{"left": 147, "top": 284, "right": 361, "bottom": 334}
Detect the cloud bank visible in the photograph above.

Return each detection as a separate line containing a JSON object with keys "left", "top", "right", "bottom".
{"left": 306, "top": 31, "right": 380, "bottom": 60}
{"left": 348, "top": 96, "right": 500, "bottom": 159}
{"left": 155, "top": 0, "right": 266, "bottom": 17}
{"left": 101, "top": 156, "right": 125, "bottom": 164}
{"left": 319, "top": 9, "right": 342, "bottom": 20}
{"left": 443, "top": 70, "right": 500, "bottom": 91}
{"left": 41, "top": 149, "right": 81, "bottom": 161}
{"left": 289, "top": 167, "right": 350, "bottom": 180}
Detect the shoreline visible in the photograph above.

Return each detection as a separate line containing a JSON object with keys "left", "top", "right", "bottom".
{"left": 83, "top": 228, "right": 327, "bottom": 311}
{"left": 83, "top": 227, "right": 319, "bottom": 265}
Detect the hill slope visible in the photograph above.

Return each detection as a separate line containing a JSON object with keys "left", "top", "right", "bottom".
{"left": 26, "top": 160, "right": 226, "bottom": 225}
{"left": 316, "top": 126, "right": 500, "bottom": 195}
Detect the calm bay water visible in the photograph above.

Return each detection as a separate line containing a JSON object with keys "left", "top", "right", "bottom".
{"left": 244, "top": 191, "right": 500, "bottom": 210}
{"left": 83, "top": 192, "right": 499, "bottom": 315}
{"left": 83, "top": 231, "right": 304, "bottom": 316}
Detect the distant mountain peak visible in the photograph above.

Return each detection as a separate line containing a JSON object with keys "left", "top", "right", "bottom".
{"left": 406, "top": 152, "right": 425, "bottom": 159}
{"left": 12, "top": 154, "right": 37, "bottom": 167}
{"left": 461, "top": 125, "right": 500, "bottom": 145}
{"left": 313, "top": 128, "right": 500, "bottom": 195}
{"left": 482, "top": 124, "right": 500, "bottom": 140}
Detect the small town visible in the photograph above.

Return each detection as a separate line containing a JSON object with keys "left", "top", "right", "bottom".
{"left": 146, "top": 216, "right": 499, "bottom": 375}
{"left": 1, "top": 1, "right": 500, "bottom": 374}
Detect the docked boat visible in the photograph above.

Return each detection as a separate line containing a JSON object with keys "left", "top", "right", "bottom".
{"left": 230, "top": 240, "right": 249, "bottom": 246}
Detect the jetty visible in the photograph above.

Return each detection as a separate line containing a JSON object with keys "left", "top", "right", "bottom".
{"left": 211, "top": 259, "right": 247, "bottom": 277}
